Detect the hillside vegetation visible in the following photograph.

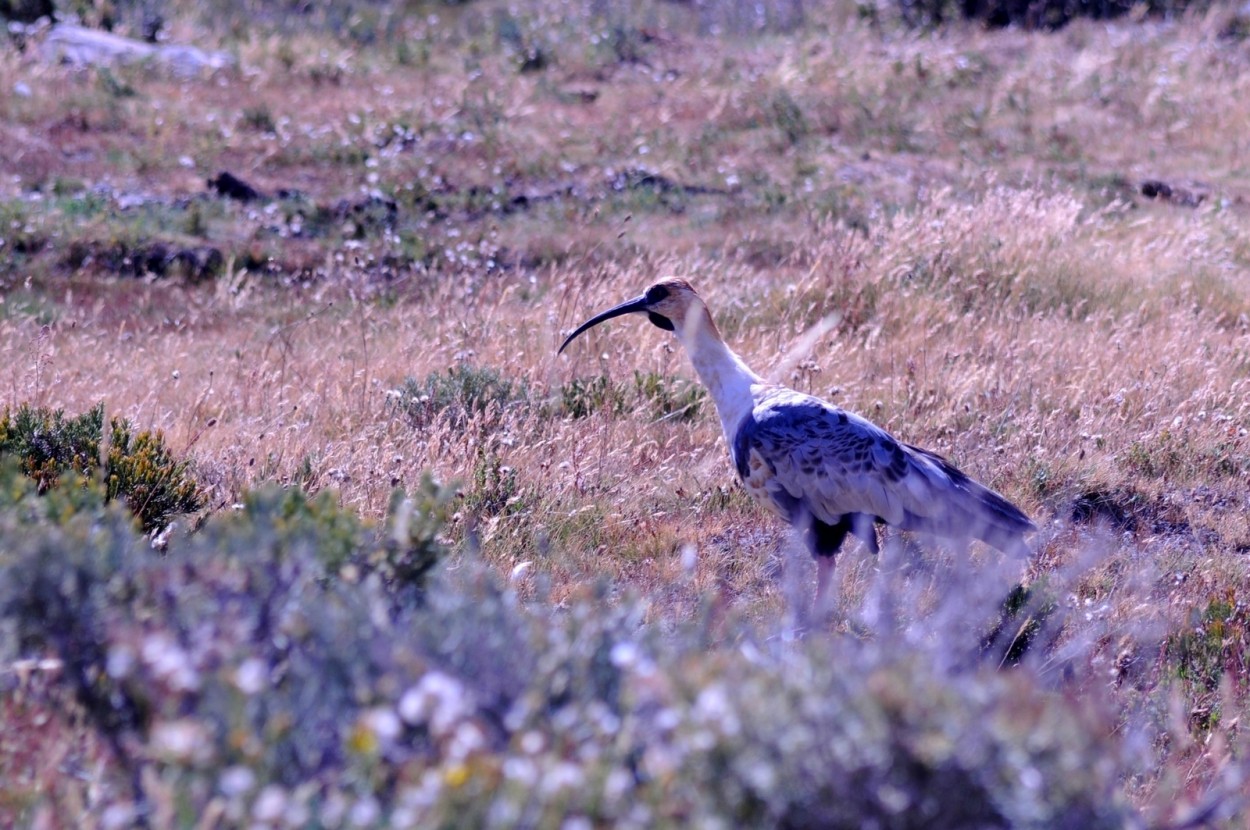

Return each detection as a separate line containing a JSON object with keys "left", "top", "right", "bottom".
{"left": 2, "top": 0, "right": 1250, "bottom": 826}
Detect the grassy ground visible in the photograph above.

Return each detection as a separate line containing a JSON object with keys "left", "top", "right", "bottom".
{"left": 3, "top": 0, "right": 1250, "bottom": 824}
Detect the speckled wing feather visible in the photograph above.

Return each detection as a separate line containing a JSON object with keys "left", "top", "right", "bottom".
{"left": 733, "top": 388, "right": 1035, "bottom": 554}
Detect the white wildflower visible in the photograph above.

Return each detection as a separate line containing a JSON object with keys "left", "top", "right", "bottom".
{"left": 538, "top": 761, "right": 584, "bottom": 798}
{"left": 141, "top": 633, "right": 200, "bottom": 692}
{"left": 235, "top": 657, "right": 268, "bottom": 695}
{"left": 398, "top": 671, "right": 471, "bottom": 736}
{"left": 150, "top": 719, "right": 209, "bottom": 763}
{"left": 348, "top": 797, "right": 380, "bottom": 827}
{"left": 220, "top": 766, "right": 256, "bottom": 797}
{"left": 106, "top": 645, "right": 135, "bottom": 679}
{"left": 252, "top": 785, "right": 287, "bottom": 823}
{"left": 363, "top": 707, "right": 403, "bottom": 744}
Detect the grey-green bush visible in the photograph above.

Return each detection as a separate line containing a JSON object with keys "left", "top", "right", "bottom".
{"left": 6, "top": 466, "right": 1233, "bottom": 827}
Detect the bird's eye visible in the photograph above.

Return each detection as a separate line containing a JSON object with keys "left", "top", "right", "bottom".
{"left": 646, "top": 284, "right": 670, "bottom": 304}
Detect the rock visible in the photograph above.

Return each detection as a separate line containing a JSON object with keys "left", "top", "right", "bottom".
{"left": 0, "top": 0, "right": 53, "bottom": 24}
{"left": 208, "top": 172, "right": 265, "bottom": 202}
{"left": 1140, "top": 179, "right": 1207, "bottom": 208}
{"left": 39, "top": 23, "right": 234, "bottom": 78}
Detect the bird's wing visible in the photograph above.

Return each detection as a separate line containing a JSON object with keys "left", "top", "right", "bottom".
{"left": 733, "top": 391, "right": 921, "bottom": 524}
{"left": 733, "top": 390, "right": 1034, "bottom": 551}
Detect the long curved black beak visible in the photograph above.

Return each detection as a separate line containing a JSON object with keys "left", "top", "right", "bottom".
{"left": 558, "top": 294, "right": 650, "bottom": 354}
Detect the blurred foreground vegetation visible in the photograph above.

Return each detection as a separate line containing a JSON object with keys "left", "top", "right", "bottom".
{"left": 0, "top": 405, "right": 1244, "bottom": 827}
{"left": 0, "top": 449, "right": 1144, "bottom": 827}
{"left": 3, "top": 0, "right": 1250, "bottom": 825}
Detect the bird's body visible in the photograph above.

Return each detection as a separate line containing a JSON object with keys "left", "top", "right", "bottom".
{"left": 559, "top": 279, "right": 1035, "bottom": 603}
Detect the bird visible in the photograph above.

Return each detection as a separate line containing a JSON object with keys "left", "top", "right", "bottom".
{"left": 558, "top": 278, "right": 1036, "bottom": 605}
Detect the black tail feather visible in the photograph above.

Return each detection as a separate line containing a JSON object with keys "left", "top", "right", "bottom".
{"left": 903, "top": 444, "right": 1036, "bottom": 556}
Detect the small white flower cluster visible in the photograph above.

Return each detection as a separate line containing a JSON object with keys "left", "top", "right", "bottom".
{"left": 398, "top": 670, "right": 473, "bottom": 737}
{"left": 149, "top": 719, "right": 211, "bottom": 763}
{"left": 140, "top": 632, "right": 200, "bottom": 692}
{"left": 693, "top": 682, "right": 742, "bottom": 739}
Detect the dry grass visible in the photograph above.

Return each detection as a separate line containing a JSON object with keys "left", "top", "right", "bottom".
{"left": 3, "top": 0, "right": 1250, "bottom": 820}
{"left": 3, "top": 189, "right": 1247, "bottom": 633}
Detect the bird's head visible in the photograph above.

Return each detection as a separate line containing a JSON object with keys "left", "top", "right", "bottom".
{"left": 558, "top": 279, "right": 708, "bottom": 354}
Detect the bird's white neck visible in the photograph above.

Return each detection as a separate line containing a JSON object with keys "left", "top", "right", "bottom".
{"left": 674, "top": 304, "right": 765, "bottom": 442}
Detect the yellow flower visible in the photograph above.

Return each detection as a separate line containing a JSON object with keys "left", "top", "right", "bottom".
{"left": 347, "top": 724, "right": 379, "bottom": 756}
{"left": 444, "top": 763, "right": 470, "bottom": 788}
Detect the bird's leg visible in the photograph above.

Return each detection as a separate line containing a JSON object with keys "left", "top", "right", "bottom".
{"left": 808, "top": 516, "right": 851, "bottom": 618}
{"left": 814, "top": 554, "right": 839, "bottom": 614}
{"left": 849, "top": 513, "right": 880, "bottom": 555}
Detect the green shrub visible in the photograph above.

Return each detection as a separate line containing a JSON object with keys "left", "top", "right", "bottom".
{"left": 633, "top": 369, "right": 706, "bottom": 422}
{"left": 1165, "top": 590, "right": 1249, "bottom": 732}
{"left": 0, "top": 199, "right": 44, "bottom": 265}
{"left": 218, "top": 485, "right": 372, "bottom": 572}
{"left": 104, "top": 419, "right": 203, "bottom": 533}
{"left": 0, "top": 405, "right": 96, "bottom": 490}
{"left": 0, "top": 467, "right": 458, "bottom": 808}
{"left": 559, "top": 370, "right": 705, "bottom": 421}
{"left": 373, "top": 474, "right": 457, "bottom": 593}
{"left": 770, "top": 89, "right": 809, "bottom": 145}
{"left": 0, "top": 403, "right": 202, "bottom": 532}
{"left": 210, "top": 475, "right": 454, "bottom": 596}
{"left": 495, "top": 9, "right": 554, "bottom": 73}
{"left": 464, "top": 448, "right": 524, "bottom": 518}
{"left": 392, "top": 364, "right": 530, "bottom": 429}
{"left": 559, "top": 373, "right": 628, "bottom": 419}
{"left": 240, "top": 104, "right": 277, "bottom": 133}
{"left": 980, "top": 582, "right": 1060, "bottom": 667}
{"left": 95, "top": 67, "right": 139, "bottom": 100}
{"left": 0, "top": 466, "right": 158, "bottom": 808}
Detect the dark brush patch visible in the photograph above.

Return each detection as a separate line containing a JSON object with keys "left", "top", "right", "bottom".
{"left": 1070, "top": 489, "right": 1137, "bottom": 532}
